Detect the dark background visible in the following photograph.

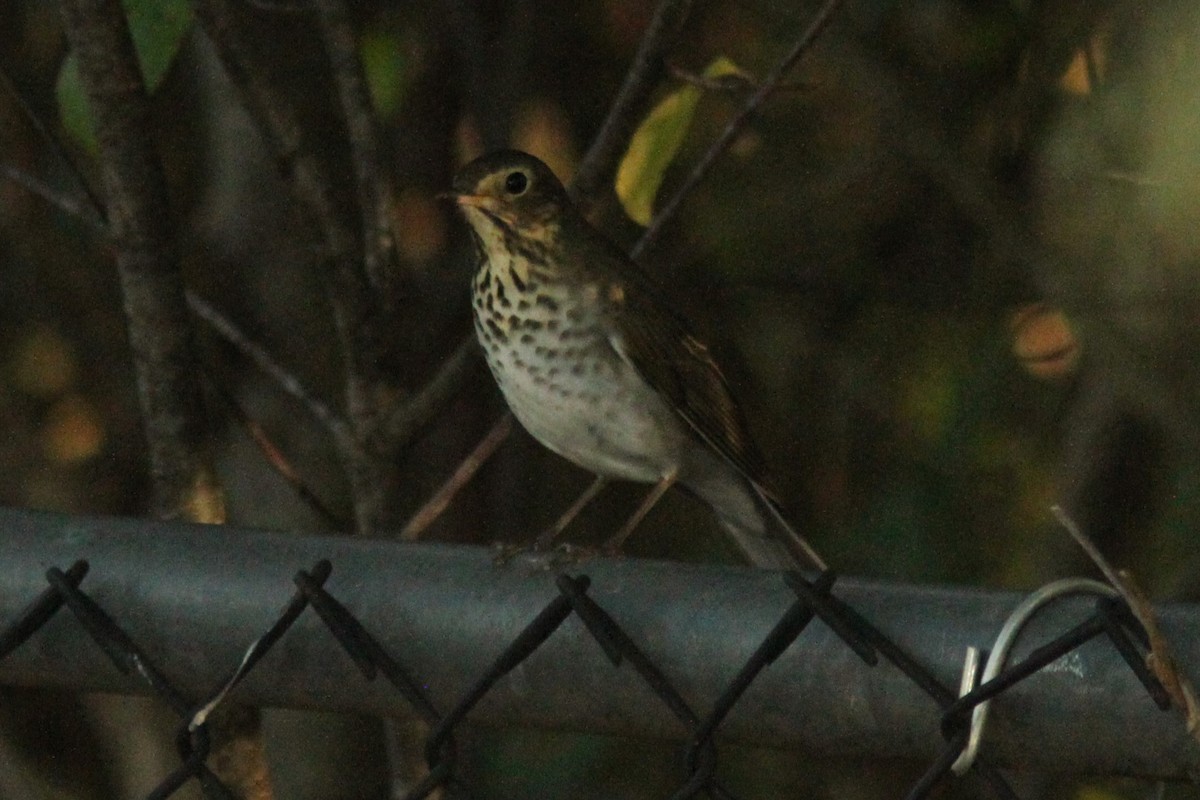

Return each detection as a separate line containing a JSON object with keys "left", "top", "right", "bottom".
{"left": 1, "top": 0, "right": 1199, "bottom": 797}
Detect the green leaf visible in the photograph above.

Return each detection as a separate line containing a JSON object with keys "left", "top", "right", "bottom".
{"left": 55, "top": 56, "right": 96, "bottom": 152}
{"left": 361, "top": 29, "right": 412, "bottom": 120}
{"left": 615, "top": 56, "right": 746, "bottom": 226}
{"left": 55, "top": 0, "right": 193, "bottom": 149}
{"left": 125, "top": 0, "right": 193, "bottom": 91}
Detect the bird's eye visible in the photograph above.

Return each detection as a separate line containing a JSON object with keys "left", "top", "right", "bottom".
{"left": 504, "top": 171, "right": 529, "bottom": 195}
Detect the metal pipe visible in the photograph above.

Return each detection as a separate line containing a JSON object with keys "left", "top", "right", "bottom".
{"left": 0, "top": 508, "right": 1195, "bottom": 778}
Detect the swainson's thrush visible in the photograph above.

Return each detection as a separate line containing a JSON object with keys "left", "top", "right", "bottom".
{"left": 448, "top": 150, "right": 824, "bottom": 571}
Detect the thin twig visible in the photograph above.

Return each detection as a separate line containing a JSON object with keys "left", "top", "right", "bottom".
{"left": 443, "top": 0, "right": 536, "bottom": 152}
{"left": 400, "top": 413, "right": 513, "bottom": 541}
{"left": 191, "top": 0, "right": 372, "bottom": 351}
{"left": 0, "top": 64, "right": 108, "bottom": 225}
{"left": 1083, "top": 35, "right": 1102, "bottom": 92}
{"left": 192, "top": 0, "right": 356, "bottom": 257}
{"left": 666, "top": 62, "right": 814, "bottom": 94}
{"left": 194, "top": 0, "right": 378, "bottom": 345}
{"left": 666, "top": 62, "right": 755, "bottom": 93}
{"left": 570, "top": 0, "right": 693, "bottom": 210}
{"left": 1051, "top": 505, "right": 1200, "bottom": 739}
{"left": 1050, "top": 505, "right": 1125, "bottom": 590}
{"left": 632, "top": 0, "right": 844, "bottom": 260}
{"left": 194, "top": 0, "right": 396, "bottom": 534}
{"left": 208, "top": 377, "right": 346, "bottom": 528}
{"left": 313, "top": 0, "right": 401, "bottom": 295}
{"left": 1102, "top": 170, "right": 1166, "bottom": 188}
{"left": 1, "top": 164, "right": 106, "bottom": 232}
{"left": 378, "top": 335, "right": 481, "bottom": 457}
{"left": 185, "top": 291, "right": 355, "bottom": 454}
{"left": 0, "top": 65, "right": 110, "bottom": 235}
{"left": 244, "top": 0, "right": 306, "bottom": 11}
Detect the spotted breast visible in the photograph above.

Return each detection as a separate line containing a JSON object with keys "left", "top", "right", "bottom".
{"left": 471, "top": 248, "right": 687, "bottom": 483}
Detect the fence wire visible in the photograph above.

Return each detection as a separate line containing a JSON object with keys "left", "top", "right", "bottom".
{"left": 0, "top": 508, "right": 1191, "bottom": 799}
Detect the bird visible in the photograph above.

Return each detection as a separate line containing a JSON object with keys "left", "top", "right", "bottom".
{"left": 446, "top": 149, "right": 825, "bottom": 571}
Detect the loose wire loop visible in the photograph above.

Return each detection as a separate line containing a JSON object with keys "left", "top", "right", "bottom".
{"left": 941, "top": 578, "right": 1173, "bottom": 780}
{"left": 949, "top": 578, "right": 1120, "bottom": 775}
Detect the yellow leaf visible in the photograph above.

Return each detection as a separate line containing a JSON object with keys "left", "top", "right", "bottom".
{"left": 616, "top": 57, "right": 747, "bottom": 226}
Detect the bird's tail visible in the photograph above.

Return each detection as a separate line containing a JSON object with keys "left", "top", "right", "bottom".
{"left": 750, "top": 485, "right": 828, "bottom": 572}
{"left": 693, "top": 472, "right": 826, "bottom": 571}
{"left": 717, "top": 514, "right": 805, "bottom": 570}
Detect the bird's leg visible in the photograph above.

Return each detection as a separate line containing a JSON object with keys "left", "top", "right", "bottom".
{"left": 535, "top": 475, "right": 609, "bottom": 550}
{"left": 604, "top": 469, "right": 678, "bottom": 553}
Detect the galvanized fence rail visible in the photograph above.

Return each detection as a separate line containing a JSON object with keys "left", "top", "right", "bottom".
{"left": 0, "top": 507, "right": 1194, "bottom": 798}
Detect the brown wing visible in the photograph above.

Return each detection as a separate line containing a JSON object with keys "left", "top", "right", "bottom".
{"left": 600, "top": 261, "right": 771, "bottom": 488}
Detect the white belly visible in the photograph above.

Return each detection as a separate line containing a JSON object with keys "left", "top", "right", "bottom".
{"left": 477, "top": 318, "right": 685, "bottom": 483}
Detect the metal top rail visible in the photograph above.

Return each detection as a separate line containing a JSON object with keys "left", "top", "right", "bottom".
{"left": 0, "top": 507, "right": 1195, "bottom": 784}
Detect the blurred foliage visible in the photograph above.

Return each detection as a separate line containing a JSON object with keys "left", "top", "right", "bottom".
{"left": 55, "top": 0, "right": 192, "bottom": 149}
{"left": 2, "top": 0, "right": 1200, "bottom": 797}
{"left": 360, "top": 26, "right": 414, "bottom": 121}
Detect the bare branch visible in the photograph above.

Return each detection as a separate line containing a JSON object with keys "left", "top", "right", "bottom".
{"left": 193, "top": 0, "right": 357, "bottom": 263}
{"left": 192, "top": 0, "right": 380, "bottom": 357}
{"left": 400, "top": 413, "right": 513, "bottom": 540}
{"left": 313, "top": 0, "right": 401, "bottom": 295}
{"left": 56, "top": 1, "right": 275, "bottom": 790}
{"left": 442, "top": 0, "right": 529, "bottom": 151}
{"left": 244, "top": 0, "right": 306, "bottom": 11}
{"left": 569, "top": 0, "right": 693, "bottom": 210}
{"left": 189, "top": 0, "right": 384, "bottom": 356}
{"left": 377, "top": 335, "right": 481, "bottom": 457}
{"left": 59, "top": 0, "right": 220, "bottom": 523}
{"left": 667, "top": 62, "right": 755, "bottom": 93}
{"left": 194, "top": 0, "right": 397, "bottom": 533}
{"left": 667, "top": 62, "right": 813, "bottom": 94}
{"left": 1052, "top": 505, "right": 1200, "bottom": 739}
{"left": 1, "top": 164, "right": 106, "bottom": 231}
{"left": 208, "top": 378, "right": 346, "bottom": 528}
{"left": 0, "top": 64, "right": 108, "bottom": 226}
{"left": 185, "top": 291, "right": 354, "bottom": 454}
{"left": 633, "top": 0, "right": 845, "bottom": 260}
{"left": 1050, "top": 505, "right": 1124, "bottom": 590}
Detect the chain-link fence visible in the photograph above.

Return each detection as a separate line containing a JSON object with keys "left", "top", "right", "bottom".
{"left": 0, "top": 507, "right": 1194, "bottom": 798}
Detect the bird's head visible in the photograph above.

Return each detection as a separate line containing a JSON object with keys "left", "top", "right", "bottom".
{"left": 445, "top": 150, "right": 571, "bottom": 250}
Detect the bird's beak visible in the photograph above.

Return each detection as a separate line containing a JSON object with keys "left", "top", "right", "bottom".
{"left": 451, "top": 191, "right": 482, "bottom": 208}
{"left": 441, "top": 192, "right": 517, "bottom": 226}
{"left": 446, "top": 193, "right": 494, "bottom": 211}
